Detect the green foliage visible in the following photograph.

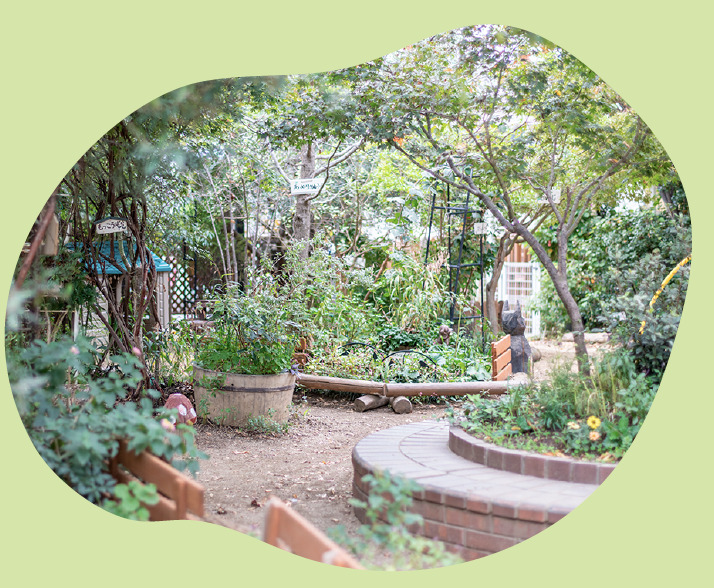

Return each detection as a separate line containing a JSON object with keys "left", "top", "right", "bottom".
{"left": 242, "top": 409, "right": 290, "bottom": 436}
{"left": 7, "top": 329, "right": 206, "bottom": 514}
{"left": 102, "top": 480, "right": 160, "bottom": 521}
{"left": 305, "top": 329, "right": 490, "bottom": 385}
{"left": 534, "top": 204, "right": 690, "bottom": 347}
{"left": 305, "top": 347, "right": 384, "bottom": 381}
{"left": 373, "top": 324, "right": 430, "bottom": 353}
{"left": 143, "top": 318, "right": 197, "bottom": 387}
{"left": 367, "top": 249, "right": 448, "bottom": 332}
{"left": 448, "top": 348, "right": 657, "bottom": 459}
{"left": 194, "top": 277, "right": 299, "bottom": 375}
{"left": 283, "top": 240, "right": 381, "bottom": 347}
{"left": 329, "top": 471, "right": 462, "bottom": 570}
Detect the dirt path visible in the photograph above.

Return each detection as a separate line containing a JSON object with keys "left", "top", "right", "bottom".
{"left": 530, "top": 338, "right": 613, "bottom": 382}
{"left": 193, "top": 338, "right": 610, "bottom": 543}
{"left": 194, "top": 393, "right": 450, "bottom": 540}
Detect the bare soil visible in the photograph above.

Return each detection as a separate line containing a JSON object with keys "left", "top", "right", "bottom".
{"left": 192, "top": 338, "right": 610, "bottom": 541}
{"left": 194, "top": 392, "right": 450, "bottom": 540}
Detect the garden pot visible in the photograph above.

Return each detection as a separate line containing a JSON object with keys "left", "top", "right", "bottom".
{"left": 193, "top": 365, "right": 296, "bottom": 427}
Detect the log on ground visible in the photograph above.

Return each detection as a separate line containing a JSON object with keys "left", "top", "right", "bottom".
{"left": 354, "top": 395, "right": 390, "bottom": 412}
{"left": 296, "top": 374, "right": 508, "bottom": 397}
{"left": 389, "top": 396, "right": 412, "bottom": 414}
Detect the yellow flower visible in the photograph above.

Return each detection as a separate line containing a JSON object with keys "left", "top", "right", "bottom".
{"left": 567, "top": 422, "right": 580, "bottom": 430}
{"left": 589, "top": 431, "right": 601, "bottom": 442}
{"left": 587, "top": 416, "right": 601, "bottom": 430}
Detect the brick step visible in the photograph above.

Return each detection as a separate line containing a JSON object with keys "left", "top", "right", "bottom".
{"left": 352, "top": 421, "right": 601, "bottom": 560}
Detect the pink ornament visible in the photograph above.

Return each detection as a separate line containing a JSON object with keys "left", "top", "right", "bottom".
{"left": 163, "top": 393, "right": 197, "bottom": 426}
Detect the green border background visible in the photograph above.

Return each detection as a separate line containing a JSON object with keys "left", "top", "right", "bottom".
{"left": 1, "top": 1, "right": 711, "bottom": 586}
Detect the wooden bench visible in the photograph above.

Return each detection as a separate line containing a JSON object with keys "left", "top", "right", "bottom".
{"left": 263, "top": 498, "right": 363, "bottom": 568}
{"left": 109, "top": 440, "right": 205, "bottom": 521}
{"left": 491, "top": 334, "right": 512, "bottom": 381}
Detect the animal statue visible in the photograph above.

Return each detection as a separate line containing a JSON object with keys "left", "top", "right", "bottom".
{"left": 162, "top": 393, "right": 197, "bottom": 431}
{"left": 435, "top": 325, "right": 453, "bottom": 345}
{"left": 501, "top": 301, "right": 532, "bottom": 374}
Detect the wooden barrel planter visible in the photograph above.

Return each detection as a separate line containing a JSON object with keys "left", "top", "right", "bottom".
{"left": 193, "top": 365, "right": 296, "bottom": 427}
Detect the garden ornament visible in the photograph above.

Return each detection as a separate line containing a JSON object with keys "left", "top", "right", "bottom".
{"left": 501, "top": 301, "right": 531, "bottom": 374}
{"left": 436, "top": 325, "right": 453, "bottom": 345}
{"left": 163, "top": 393, "right": 197, "bottom": 428}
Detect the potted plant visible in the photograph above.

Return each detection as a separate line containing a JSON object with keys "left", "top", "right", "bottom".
{"left": 193, "top": 279, "right": 300, "bottom": 427}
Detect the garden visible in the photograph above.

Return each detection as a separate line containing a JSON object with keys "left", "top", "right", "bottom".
{"left": 6, "top": 25, "right": 690, "bottom": 569}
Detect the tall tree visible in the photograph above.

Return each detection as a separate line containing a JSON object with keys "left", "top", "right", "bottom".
{"left": 53, "top": 78, "right": 281, "bottom": 391}
{"left": 259, "top": 76, "right": 366, "bottom": 257}
{"left": 338, "top": 26, "right": 674, "bottom": 372}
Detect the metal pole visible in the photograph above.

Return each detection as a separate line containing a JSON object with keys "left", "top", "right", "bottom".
{"left": 424, "top": 190, "right": 436, "bottom": 265}
{"left": 451, "top": 191, "right": 469, "bottom": 326}
{"left": 479, "top": 216, "right": 485, "bottom": 350}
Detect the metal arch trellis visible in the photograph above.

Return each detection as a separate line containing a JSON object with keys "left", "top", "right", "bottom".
{"left": 337, "top": 343, "right": 442, "bottom": 383}
{"left": 423, "top": 167, "right": 486, "bottom": 351}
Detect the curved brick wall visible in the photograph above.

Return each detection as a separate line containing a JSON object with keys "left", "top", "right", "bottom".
{"left": 352, "top": 422, "right": 602, "bottom": 561}
{"left": 449, "top": 427, "right": 616, "bottom": 485}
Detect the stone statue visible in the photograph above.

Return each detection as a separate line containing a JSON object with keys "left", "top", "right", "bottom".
{"left": 501, "top": 301, "right": 531, "bottom": 374}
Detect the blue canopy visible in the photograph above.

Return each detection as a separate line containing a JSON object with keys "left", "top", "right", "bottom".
{"left": 66, "top": 242, "right": 172, "bottom": 275}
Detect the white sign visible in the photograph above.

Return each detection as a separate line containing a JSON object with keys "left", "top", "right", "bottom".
{"left": 290, "top": 178, "right": 325, "bottom": 195}
{"left": 95, "top": 218, "right": 128, "bottom": 234}
{"left": 538, "top": 188, "right": 561, "bottom": 205}
{"left": 473, "top": 222, "right": 487, "bottom": 235}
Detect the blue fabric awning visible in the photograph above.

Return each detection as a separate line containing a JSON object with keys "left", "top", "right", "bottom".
{"left": 66, "top": 242, "right": 172, "bottom": 275}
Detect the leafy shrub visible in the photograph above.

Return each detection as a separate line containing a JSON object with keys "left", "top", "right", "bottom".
{"left": 534, "top": 203, "right": 691, "bottom": 344}
{"left": 195, "top": 280, "right": 299, "bottom": 375}
{"left": 601, "top": 250, "right": 689, "bottom": 380}
{"left": 329, "top": 471, "right": 463, "bottom": 570}
{"left": 372, "top": 324, "right": 431, "bottom": 353}
{"left": 448, "top": 349, "right": 658, "bottom": 459}
{"left": 7, "top": 298, "right": 206, "bottom": 518}
{"left": 367, "top": 249, "right": 448, "bottom": 332}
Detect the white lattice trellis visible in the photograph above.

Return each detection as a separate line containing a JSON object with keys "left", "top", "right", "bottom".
{"left": 496, "top": 262, "right": 541, "bottom": 338}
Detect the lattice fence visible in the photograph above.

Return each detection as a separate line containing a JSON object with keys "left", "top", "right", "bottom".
{"left": 496, "top": 262, "right": 541, "bottom": 338}
{"left": 167, "top": 255, "right": 196, "bottom": 319}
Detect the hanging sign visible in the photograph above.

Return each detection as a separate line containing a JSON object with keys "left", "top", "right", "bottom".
{"left": 539, "top": 188, "right": 561, "bottom": 204}
{"left": 473, "top": 222, "right": 487, "bottom": 235}
{"left": 95, "top": 217, "right": 128, "bottom": 234}
{"left": 290, "top": 178, "right": 325, "bottom": 195}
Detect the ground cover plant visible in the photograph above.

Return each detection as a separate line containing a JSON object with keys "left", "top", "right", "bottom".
{"left": 447, "top": 348, "right": 659, "bottom": 461}
{"left": 303, "top": 328, "right": 491, "bottom": 384}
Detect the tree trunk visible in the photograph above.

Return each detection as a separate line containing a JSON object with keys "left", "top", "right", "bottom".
{"left": 512, "top": 225, "right": 590, "bottom": 374}
{"left": 293, "top": 142, "right": 315, "bottom": 259}
{"left": 484, "top": 234, "right": 513, "bottom": 337}
{"left": 551, "top": 271, "right": 589, "bottom": 373}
